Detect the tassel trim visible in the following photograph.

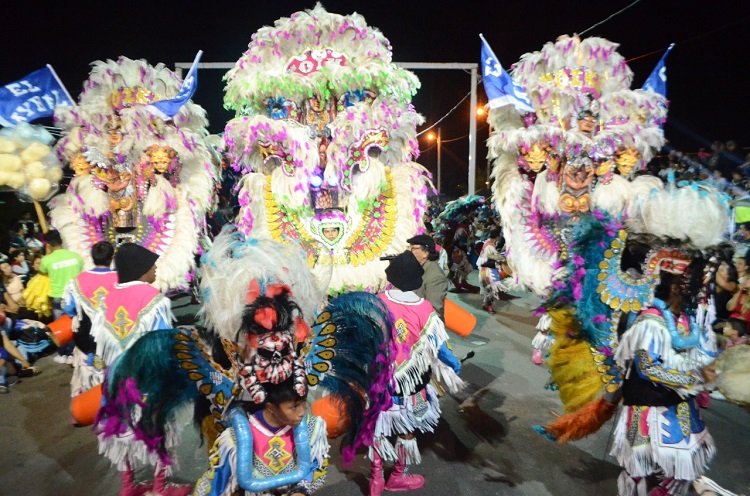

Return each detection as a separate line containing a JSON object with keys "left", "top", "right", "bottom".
{"left": 393, "top": 314, "right": 449, "bottom": 395}
{"left": 616, "top": 318, "right": 716, "bottom": 374}
{"left": 374, "top": 385, "right": 442, "bottom": 441}
{"left": 532, "top": 330, "right": 554, "bottom": 352}
{"left": 92, "top": 296, "right": 174, "bottom": 366}
{"left": 394, "top": 437, "right": 422, "bottom": 465}
{"left": 97, "top": 418, "right": 182, "bottom": 475}
{"left": 309, "top": 416, "right": 330, "bottom": 474}
{"left": 610, "top": 406, "right": 716, "bottom": 480}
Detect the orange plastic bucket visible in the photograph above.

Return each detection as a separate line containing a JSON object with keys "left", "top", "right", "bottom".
{"left": 71, "top": 383, "right": 103, "bottom": 426}
{"left": 48, "top": 314, "right": 73, "bottom": 346}
{"left": 444, "top": 299, "right": 476, "bottom": 337}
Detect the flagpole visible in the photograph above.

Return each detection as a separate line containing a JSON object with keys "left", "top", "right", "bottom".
{"left": 186, "top": 50, "right": 204, "bottom": 80}
{"left": 46, "top": 64, "right": 74, "bottom": 104}
{"left": 479, "top": 34, "right": 502, "bottom": 69}
{"left": 468, "top": 65, "right": 478, "bottom": 195}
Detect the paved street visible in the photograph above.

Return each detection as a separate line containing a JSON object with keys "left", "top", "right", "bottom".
{"left": 1, "top": 285, "right": 748, "bottom": 495}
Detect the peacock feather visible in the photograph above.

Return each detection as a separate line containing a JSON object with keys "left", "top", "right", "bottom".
{"left": 303, "top": 291, "right": 394, "bottom": 464}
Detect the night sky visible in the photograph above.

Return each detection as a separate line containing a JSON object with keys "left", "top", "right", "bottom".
{"left": 2, "top": 0, "right": 748, "bottom": 197}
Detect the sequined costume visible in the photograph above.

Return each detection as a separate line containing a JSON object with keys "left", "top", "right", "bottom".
{"left": 369, "top": 287, "right": 463, "bottom": 494}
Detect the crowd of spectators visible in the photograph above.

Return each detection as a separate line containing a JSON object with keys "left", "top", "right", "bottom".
{"left": 646, "top": 140, "right": 750, "bottom": 200}
{"left": 1, "top": 218, "right": 75, "bottom": 394}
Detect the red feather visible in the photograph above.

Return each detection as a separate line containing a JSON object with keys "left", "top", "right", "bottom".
{"left": 543, "top": 397, "right": 619, "bottom": 444}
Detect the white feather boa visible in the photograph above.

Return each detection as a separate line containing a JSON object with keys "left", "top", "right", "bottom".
{"left": 199, "top": 230, "right": 324, "bottom": 340}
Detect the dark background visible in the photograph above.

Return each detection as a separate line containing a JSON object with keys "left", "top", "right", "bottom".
{"left": 1, "top": 0, "right": 748, "bottom": 200}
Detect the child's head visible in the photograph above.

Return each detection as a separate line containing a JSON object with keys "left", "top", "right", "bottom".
{"left": 723, "top": 318, "right": 747, "bottom": 341}
{"left": 263, "top": 378, "right": 308, "bottom": 428}
{"left": 9, "top": 249, "right": 25, "bottom": 263}
{"left": 735, "top": 254, "right": 749, "bottom": 276}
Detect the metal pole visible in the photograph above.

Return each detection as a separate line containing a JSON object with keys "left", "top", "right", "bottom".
{"left": 486, "top": 122, "right": 493, "bottom": 187}
{"left": 468, "top": 66, "right": 478, "bottom": 194}
{"left": 437, "top": 127, "right": 442, "bottom": 194}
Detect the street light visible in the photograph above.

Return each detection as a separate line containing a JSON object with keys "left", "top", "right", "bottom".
{"left": 427, "top": 128, "right": 442, "bottom": 194}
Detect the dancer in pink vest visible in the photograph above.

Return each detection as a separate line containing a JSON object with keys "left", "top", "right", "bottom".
{"left": 91, "top": 244, "right": 173, "bottom": 367}
{"left": 63, "top": 241, "right": 118, "bottom": 397}
{"left": 92, "top": 243, "right": 180, "bottom": 496}
{"left": 369, "top": 251, "right": 464, "bottom": 496}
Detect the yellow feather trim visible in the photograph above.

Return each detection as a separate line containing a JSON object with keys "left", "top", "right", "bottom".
{"left": 547, "top": 307, "right": 603, "bottom": 413}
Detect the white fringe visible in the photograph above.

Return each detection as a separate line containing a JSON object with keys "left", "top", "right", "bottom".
{"left": 394, "top": 437, "right": 422, "bottom": 465}
{"left": 98, "top": 417, "right": 182, "bottom": 475}
{"left": 309, "top": 415, "right": 330, "bottom": 472}
{"left": 531, "top": 331, "right": 553, "bottom": 352}
{"left": 610, "top": 405, "right": 716, "bottom": 480}
{"left": 615, "top": 317, "right": 717, "bottom": 377}
{"left": 70, "top": 347, "right": 104, "bottom": 397}
{"left": 194, "top": 427, "right": 239, "bottom": 496}
{"left": 393, "top": 314, "right": 465, "bottom": 395}
{"left": 91, "top": 295, "right": 174, "bottom": 367}
{"left": 374, "top": 385, "right": 442, "bottom": 441}
{"left": 535, "top": 313, "right": 551, "bottom": 331}
{"left": 370, "top": 437, "right": 397, "bottom": 463}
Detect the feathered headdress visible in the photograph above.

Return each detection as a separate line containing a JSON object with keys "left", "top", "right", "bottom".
{"left": 199, "top": 228, "right": 324, "bottom": 403}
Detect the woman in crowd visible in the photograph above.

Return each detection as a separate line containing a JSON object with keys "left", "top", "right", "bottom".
{"left": 0, "top": 261, "right": 25, "bottom": 318}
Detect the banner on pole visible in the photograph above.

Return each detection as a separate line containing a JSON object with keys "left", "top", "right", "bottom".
{"left": 0, "top": 65, "right": 74, "bottom": 127}
{"left": 642, "top": 43, "right": 675, "bottom": 98}
{"left": 147, "top": 50, "right": 203, "bottom": 120}
{"left": 480, "top": 34, "right": 534, "bottom": 113}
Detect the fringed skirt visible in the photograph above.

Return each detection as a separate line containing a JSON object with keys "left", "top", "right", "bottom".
{"left": 479, "top": 266, "right": 502, "bottom": 288}
{"left": 371, "top": 385, "right": 441, "bottom": 462}
{"left": 479, "top": 266, "right": 508, "bottom": 302}
{"left": 610, "top": 400, "right": 715, "bottom": 481}
{"left": 70, "top": 347, "right": 105, "bottom": 397}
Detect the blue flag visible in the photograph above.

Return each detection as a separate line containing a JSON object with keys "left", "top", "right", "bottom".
{"left": 147, "top": 50, "right": 203, "bottom": 120}
{"left": 480, "top": 34, "right": 534, "bottom": 113}
{"left": 642, "top": 43, "right": 675, "bottom": 97}
{"left": 0, "top": 65, "right": 74, "bottom": 127}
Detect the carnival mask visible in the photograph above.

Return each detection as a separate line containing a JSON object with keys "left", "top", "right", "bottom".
{"left": 522, "top": 143, "right": 548, "bottom": 173}
{"left": 147, "top": 146, "right": 177, "bottom": 175}
{"left": 615, "top": 148, "right": 641, "bottom": 176}
{"left": 71, "top": 153, "right": 92, "bottom": 176}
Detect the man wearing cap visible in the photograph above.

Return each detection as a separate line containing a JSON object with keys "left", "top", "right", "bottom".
{"left": 406, "top": 234, "right": 449, "bottom": 321}
{"left": 90, "top": 243, "right": 173, "bottom": 367}
{"left": 368, "top": 251, "right": 463, "bottom": 496}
